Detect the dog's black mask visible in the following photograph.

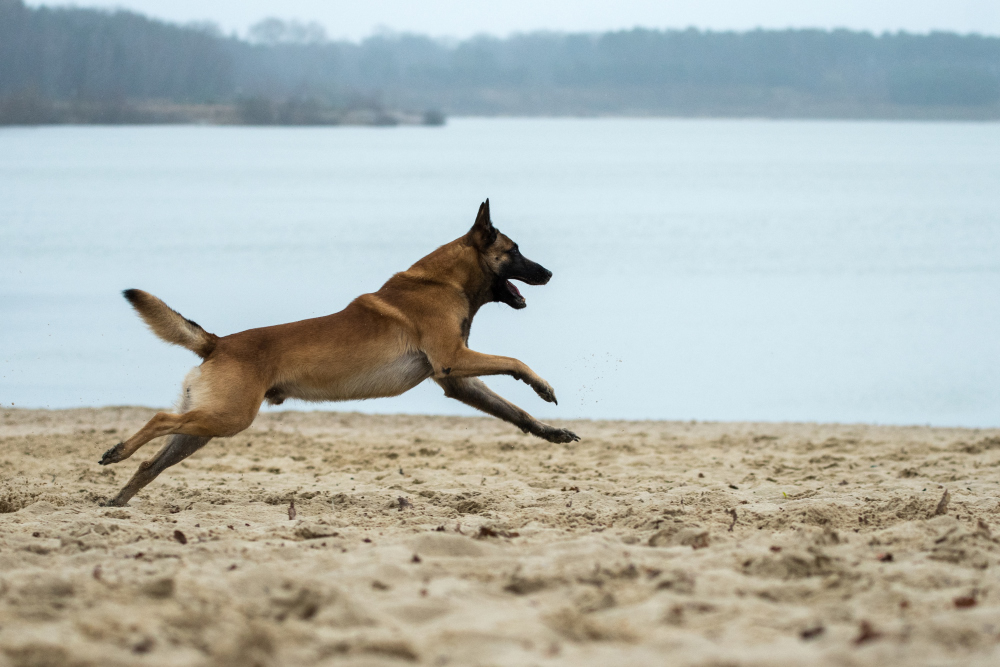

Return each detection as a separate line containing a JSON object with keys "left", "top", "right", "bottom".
{"left": 493, "top": 244, "right": 552, "bottom": 309}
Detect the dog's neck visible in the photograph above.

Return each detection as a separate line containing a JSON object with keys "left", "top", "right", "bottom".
{"left": 404, "top": 238, "right": 494, "bottom": 312}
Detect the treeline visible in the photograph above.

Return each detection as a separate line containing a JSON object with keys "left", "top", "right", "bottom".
{"left": 242, "top": 29, "right": 1000, "bottom": 117}
{"left": 0, "top": 0, "right": 229, "bottom": 102}
{"left": 2, "top": 0, "right": 1000, "bottom": 123}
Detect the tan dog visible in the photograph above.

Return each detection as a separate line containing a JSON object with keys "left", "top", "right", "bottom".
{"left": 100, "top": 200, "right": 579, "bottom": 506}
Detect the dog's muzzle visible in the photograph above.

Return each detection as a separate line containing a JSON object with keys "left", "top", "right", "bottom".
{"left": 498, "top": 258, "right": 551, "bottom": 309}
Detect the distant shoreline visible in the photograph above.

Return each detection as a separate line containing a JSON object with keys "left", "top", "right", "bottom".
{"left": 4, "top": 104, "right": 1000, "bottom": 126}
{"left": 2, "top": 95, "right": 998, "bottom": 126}
{"left": 0, "top": 95, "right": 446, "bottom": 127}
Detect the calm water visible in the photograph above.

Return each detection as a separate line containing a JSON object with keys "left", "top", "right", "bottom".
{"left": 1, "top": 118, "right": 998, "bottom": 426}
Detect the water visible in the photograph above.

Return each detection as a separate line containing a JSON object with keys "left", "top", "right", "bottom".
{"left": 1, "top": 118, "right": 998, "bottom": 426}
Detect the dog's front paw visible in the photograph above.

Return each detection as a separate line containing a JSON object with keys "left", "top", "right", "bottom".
{"left": 99, "top": 442, "right": 125, "bottom": 465}
{"left": 542, "top": 428, "right": 580, "bottom": 444}
{"left": 533, "top": 380, "right": 558, "bottom": 404}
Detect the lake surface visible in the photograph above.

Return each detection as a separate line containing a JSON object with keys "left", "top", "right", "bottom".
{"left": 1, "top": 118, "right": 998, "bottom": 427}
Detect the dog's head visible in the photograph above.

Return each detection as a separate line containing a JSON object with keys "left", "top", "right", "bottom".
{"left": 467, "top": 199, "right": 552, "bottom": 309}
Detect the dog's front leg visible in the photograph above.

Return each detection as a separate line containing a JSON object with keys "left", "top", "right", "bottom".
{"left": 436, "top": 377, "right": 579, "bottom": 443}
{"left": 425, "top": 345, "right": 559, "bottom": 404}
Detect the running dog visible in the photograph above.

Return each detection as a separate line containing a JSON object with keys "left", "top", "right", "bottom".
{"left": 100, "top": 199, "right": 579, "bottom": 506}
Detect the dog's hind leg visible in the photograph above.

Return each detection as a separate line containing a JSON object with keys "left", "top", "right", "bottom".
{"left": 436, "top": 377, "right": 579, "bottom": 444}
{"left": 105, "top": 434, "right": 212, "bottom": 507}
{"left": 99, "top": 411, "right": 193, "bottom": 465}
{"left": 100, "top": 367, "right": 205, "bottom": 465}
{"left": 100, "top": 364, "right": 260, "bottom": 466}
{"left": 99, "top": 359, "right": 262, "bottom": 505}
{"left": 100, "top": 405, "right": 255, "bottom": 470}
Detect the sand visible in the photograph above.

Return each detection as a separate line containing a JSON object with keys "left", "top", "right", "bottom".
{"left": 1, "top": 407, "right": 999, "bottom": 666}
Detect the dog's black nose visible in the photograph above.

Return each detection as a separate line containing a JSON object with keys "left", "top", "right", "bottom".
{"left": 523, "top": 259, "right": 552, "bottom": 285}
{"left": 532, "top": 267, "right": 553, "bottom": 285}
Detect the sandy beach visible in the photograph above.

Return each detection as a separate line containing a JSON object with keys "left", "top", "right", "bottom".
{"left": 1, "top": 407, "right": 999, "bottom": 666}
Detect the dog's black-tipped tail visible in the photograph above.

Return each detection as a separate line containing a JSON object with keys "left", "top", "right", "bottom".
{"left": 123, "top": 289, "right": 217, "bottom": 359}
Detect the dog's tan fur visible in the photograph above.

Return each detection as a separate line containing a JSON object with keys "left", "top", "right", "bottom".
{"left": 101, "top": 200, "right": 578, "bottom": 506}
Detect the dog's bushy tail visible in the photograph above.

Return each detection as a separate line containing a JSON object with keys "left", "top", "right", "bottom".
{"left": 123, "top": 289, "right": 217, "bottom": 359}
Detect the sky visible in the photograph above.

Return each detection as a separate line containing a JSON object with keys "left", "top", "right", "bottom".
{"left": 29, "top": 1, "right": 1000, "bottom": 41}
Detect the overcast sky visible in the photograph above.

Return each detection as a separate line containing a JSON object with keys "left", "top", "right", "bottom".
{"left": 29, "top": 1, "right": 1000, "bottom": 40}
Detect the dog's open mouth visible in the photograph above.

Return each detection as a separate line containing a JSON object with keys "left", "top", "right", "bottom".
{"left": 503, "top": 280, "right": 527, "bottom": 308}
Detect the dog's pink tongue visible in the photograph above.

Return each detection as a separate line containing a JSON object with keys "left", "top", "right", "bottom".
{"left": 506, "top": 280, "right": 522, "bottom": 297}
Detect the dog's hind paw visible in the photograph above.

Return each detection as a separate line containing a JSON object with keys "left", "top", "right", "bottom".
{"left": 99, "top": 443, "right": 125, "bottom": 465}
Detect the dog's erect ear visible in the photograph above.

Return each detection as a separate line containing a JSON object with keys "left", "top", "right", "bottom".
{"left": 469, "top": 199, "right": 497, "bottom": 250}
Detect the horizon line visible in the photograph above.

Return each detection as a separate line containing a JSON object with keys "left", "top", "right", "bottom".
{"left": 21, "top": 3, "right": 1000, "bottom": 44}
